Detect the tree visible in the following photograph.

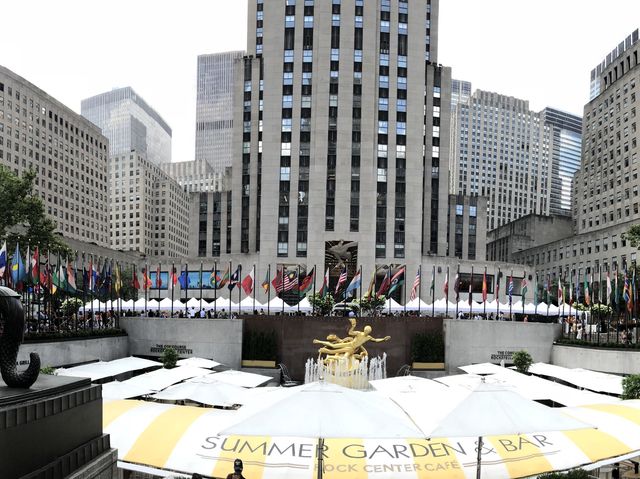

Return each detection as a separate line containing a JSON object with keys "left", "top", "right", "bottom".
{"left": 0, "top": 167, "right": 69, "bottom": 254}
{"left": 354, "top": 294, "right": 386, "bottom": 316}
{"left": 622, "top": 374, "right": 640, "bottom": 399}
{"left": 161, "top": 346, "right": 179, "bottom": 369}
{"left": 512, "top": 350, "right": 533, "bottom": 374}
{"left": 623, "top": 224, "right": 640, "bottom": 248}
{"left": 119, "top": 266, "right": 138, "bottom": 301}
{"left": 308, "top": 293, "right": 335, "bottom": 316}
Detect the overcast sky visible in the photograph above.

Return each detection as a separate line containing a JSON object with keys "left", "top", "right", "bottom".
{"left": 1, "top": 1, "right": 639, "bottom": 163}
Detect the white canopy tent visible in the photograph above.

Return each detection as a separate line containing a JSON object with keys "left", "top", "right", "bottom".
{"left": 295, "top": 296, "right": 313, "bottom": 312}
{"left": 383, "top": 297, "right": 404, "bottom": 312}
{"left": 237, "top": 295, "right": 263, "bottom": 312}
{"left": 404, "top": 297, "right": 430, "bottom": 312}
{"left": 266, "top": 295, "right": 288, "bottom": 312}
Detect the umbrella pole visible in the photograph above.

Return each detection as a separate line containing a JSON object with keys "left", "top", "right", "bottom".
{"left": 317, "top": 437, "right": 324, "bottom": 479}
{"left": 476, "top": 435, "right": 483, "bottom": 479}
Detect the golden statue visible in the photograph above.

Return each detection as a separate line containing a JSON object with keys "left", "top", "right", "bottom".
{"left": 313, "top": 318, "right": 390, "bottom": 361}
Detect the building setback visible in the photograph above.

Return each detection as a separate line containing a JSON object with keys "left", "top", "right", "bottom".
{"left": 451, "top": 89, "right": 582, "bottom": 231}
{"left": 81, "top": 87, "right": 172, "bottom": 165}
{"left": 0, "top": 66, "right": 110, "bottom": 247}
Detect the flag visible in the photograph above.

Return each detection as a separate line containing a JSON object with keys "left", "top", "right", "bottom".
{"left": 584, "top": 273, "right": 591, "bottom": 306}
{"left": 606, "top": 270, "right": 612, "bottom": 305}
{"left": 156, "top": 265, "right": 163, "bottom": 289}
{"left": 261, "top": 268, "right": 270, "bottom": 293}
{"left": 170, "top": 266, "right": 179, "bottom": 288}
{"left": 11, "top": 244, "right": 26, "bottom": 285}
{"left": 468, "top": 268, "right": 474, "bottom": 306}
{"left": 132, "top": 268, "right": 140, "bottom": 290}
{"left": 282, "top": 270, "right": 298, "bottom": 292}
{"left": 482, "top": 269, "right": 488, "bottom": 302}
{"left": 242, "top": 266, "right": 255, "bottom": 295}
{"left": 272, "top": 267, "right": 283, "bottom": 293}
{"left": 218, "top": 265, "right": 230, "bottom": 288}
{"left": 508, "top": 275, "right": 514, "bottom": 304}
{"left": 114, "top": 263, "right": 122, "bottom": 295}
{"left": 443, "top": 268, "right": 449, "bottom": 297}
{"left": 624, "top": 272, "right": 633, "bottom": 312}
{"left": 556, "top": 274, "right": 562, "bottom": 305}
{"left": 66, "top": 259, "right": 77, "bottom": 293}
{"left": 44, "top": 261, "right": 56, "bottom": 294}
{"left": 89, "top": 259, "right": 96, "bottom": 292}
{"left": 377, "top": 268, "right": 391, "bottom": 297}
{"left": 495, "top": 269, "right": 501, "bottom": 301}
{"left": 614, "top": 268, "right": 619, "bottom": 307}
{"left": 388, "top": 266, "right": 406, "bottom": 295}
{"left": 345, "top": 268, "right": 361, "bottom": 297}
{"left": 31, "top": 247, "right": 39, "bottom": 286}
{"left": 0, "top": 241, "right": 6, "bottom": 278}
{"left": 429, "top": 266, "right": 435, "bottom": 294}
{"left": 142, "top": 267, "right": 152, "bottom": 290}
{"left": 335, "top": 266, "right": 348, "bottom": 294}
{"left": 298, "top": 266, "right": 315, "bottom": 295}
{"left": 53, "top": 264, "right": 65, "bottom": 292}
{"left": 209, "top": 266, "right": 221, "bottom": 289}
{"left": 568, "top": 272, "right": 573, "bottom": 305}
{"left": 228, "top": 266, "right": 241, "bottom": 291}
{"left": 366, "top": 269, "right": 376, "bottom": 297}
{"left": 453, "top": 268, "right": 460, "bottom": 301}
{"left": 410, "top": 267, "right": 421, "bottom": 301}
{"left": 534, "top": 273, "right": 539, "bottom": 305}
{"left": 318, "top": 268, "right": 329, "bottom": 296}
{"left": 522, "top": 274, "right": 529, "bottom": 303}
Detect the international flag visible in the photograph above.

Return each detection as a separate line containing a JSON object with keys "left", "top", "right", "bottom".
{"left": 44, "top": 261, "right": 56, "bottom": 294}
{"left": 453, "top": 268, "right": 460, "bottom": 301}
{"left": 318, "top": 268, "right": 329, "bottom": 297}
{"left": 568, "top": 272, "right": 573, "bottom": 305}
{"left": 366, "top": 269, "right": 376, "bottom": 297}
{"left": 114, "top": 263, "right": 122, "bottom": 295}
{"left": 272, "top": 267, "right": 283, "bottom": 293}
{"left": 482, "top": 269, "right": 488, "bottom": 302}
{"left": 509, "top": 274, "right": 515, "bottom": 303}
{"left": 584, "top": 273, "right": 591, "bottom": 306}
{"left": 11, "top": 243, "right": 26, "bottom": 285}
{"left": 31, "top": 247, "right": 39, "bottom": 286}
{"left": 87, "top": 258, "right": 95, "bottom": 292}
{"left": 53, "top": 264, "right": 65, "bottom": 292}
{"left": 282, "top": 270, "right": 298, "bottom": 292}
{"left": 261, "top": 269, "right": 270, "bottom": 293}
{"left": 614, "top": 268, "right": 619, "bottom": 307}
{"left": 218, "top": 265, "right": 230, "bottom": 288}
{"left": 0, "top": 241, "right": 6, "bottom": 278}
{"left": 624, "top": 272, "right": 633, "bottom": 312}
{"left": 227, "top": 265, "right": 242, "bottom": 291}
{"left": 556, "top": 274, "right": 563, "bottom": 305}
{"left": 377, "top": 268, "right": 391, "bottom": 297}
{"left": 209, "top": 266, "right": 221, "bottom": 289}
{"left": 178, "top": 266, "right": 189, "bottom": 289}
{"left": 388, "top": 266, "right": 406, "bottom": 296}
{"left": 170, "top": 266, "right": 179, "bottom": 289}
{"left": 67, "top": 259, "right": 78, "bottom": 292}
{"left": 345, "top": 268, "right": 361, "bottom": 297}
{"left": 298, "top": 266, "right": 315, "bottom": 295}
{"left": 132, "top": 268, "right": 140, "bottom": 290}
{"left": 534, "top": 273, "right": 539, "bottom": 305}
{"left": 522, "top": 273, "right": 529, "bottom": 303}
{"left": 495, "top": 269, "right": 501, "bottom": 301}
{"left": 468, "top": 267, "right": 474, "bottom": 306}
{"left": 409, "top": 267, "right": 421, "bottom": 301}
{"left": 429, "top": 266, "right": 435, "bottom": 295}
{"left": 142, "top": 267, "right": 152, "bottom": 290}
{"left": 156, "top": 265, "right": 163, "bottom": 289}
{"left": 443, "top": 267, "right": 449, "bottom": 297}
{"left": 242, "top": 266, "right": 255, "bottom": 295}
{"left": 335, "top": 266, "right": 348, "bottom": 294}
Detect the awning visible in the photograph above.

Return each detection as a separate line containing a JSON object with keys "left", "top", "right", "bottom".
{"left": 104, "top": 399, "right": 640, "bottom": 479}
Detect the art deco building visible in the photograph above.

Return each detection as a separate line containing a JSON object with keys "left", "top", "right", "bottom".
{"left": 195, "top": 52, "right": 244, "bottom": 172}
{"left": 81, "top": 87, "right": 172, "bottom": 165}
{"left": 451, "top": 90, "right": 582, "bottom": 231}
{"left": 0, "top": 65, "right": 110, "bottom": 247}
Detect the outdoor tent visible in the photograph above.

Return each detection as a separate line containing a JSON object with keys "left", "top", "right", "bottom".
{"left": 266, "top": 295, "right": 288, "bottom": 312}
{"left": 404, "top": 297, "right": 429, "bottom": 312}
{"left": 237, "top": 295, "right": 263, "bottom": 312}
{"left": 295, "top": 296, "right": 313, "bottom": 313}
{"left": 383, "top": 297, "right": 404, "bottom": 312}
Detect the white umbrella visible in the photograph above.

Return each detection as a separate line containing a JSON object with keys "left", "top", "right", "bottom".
{"left": 369, "top": 375, "right": 448, "bottom": 395}
{"left": 209, "top": 369, "right": 272, "bottom": 388}
{"left": 175, "top": 357, "right": 221, "bottom": 369}
{"left": 418, "top": 379, "right": 593, "bottom": 479}
{"left": 149, "top": 379, "right": 248, "bottom": 407}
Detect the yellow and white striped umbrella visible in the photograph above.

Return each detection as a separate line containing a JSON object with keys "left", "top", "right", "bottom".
{"left": 104, "top": 399, "right": 640, "bottom": 478}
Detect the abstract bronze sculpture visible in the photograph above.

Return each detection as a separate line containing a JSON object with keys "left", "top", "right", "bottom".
{"left": 0, "top": 287, "right": 40, "bottom": 388}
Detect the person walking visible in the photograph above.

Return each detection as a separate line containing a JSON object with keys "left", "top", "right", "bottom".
{"left": 226, "top": 459, "right": 246, "bottom": 479}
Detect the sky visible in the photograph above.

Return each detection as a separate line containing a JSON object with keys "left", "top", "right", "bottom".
{"left": 1, "top": 1, "right": 639, "bottom": 163}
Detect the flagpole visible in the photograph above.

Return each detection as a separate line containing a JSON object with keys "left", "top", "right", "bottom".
{"left": 388, "top": 267, "right": 392, "bottom": 315}
{"left": 496, "top": 267, "right": 500, "bottom": 318}
{"left": 509, "top": 269, "right": 513, "bottom": 320}
{"left": 229, "top": 260, "right": 233, "bottom": 317}
{"left": 403, "top": 265, "right": 407, "bottom": 314}
{"left": 455, "top": 264, "right": 459, "bottom": 319}
{"left": 186, "top": 262, "right": 190, "bottom": 317}
{"left": 252, "top": 263, "right": 256, "bottom": 313}
{"left": 483, "top": 267, "right": 487, "bottom": 317}
{"left": 429, "top": 265, "right": 433, "bottom": 318}
{"left": 238, "top": 264, "right": 242, "bottom": 315}
{"left": 213, "top": 261, "right": 218, "bottom": 316}
{"left": 524, "top": 270, "right": 527, "bottom": 316}
{"left": 359, "top": 264, "right": 362, "bottom": 317}
{"left": 445, "top": 265, "right": 449, "bottom": 317}
{"left": 267, "top": 264, "right": 271, "bottom": 315}
{"left": 281, "top": 264, "right": 285, "bottom": 315}
{"left": 535, "top": 272, "right": 539, "bottom": 317}
{"left": 469, "top": 266, "right": 474, "bottom": 317}
{"left": 82, "top": 252, "right": 87, "bottom": 330}
{"left": 297, "top": 265, "right": 301, "bottom": 315}
{"left": 156, "top": 262, "right": 160, "bottom": 317}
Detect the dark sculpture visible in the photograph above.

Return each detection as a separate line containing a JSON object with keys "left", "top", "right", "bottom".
{"left": 0, "top": 286, "right": 40, "bottom": 388}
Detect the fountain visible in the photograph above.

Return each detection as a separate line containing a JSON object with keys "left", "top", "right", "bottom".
{"left": 304, "top": 318, "right": 389, "bottom": 390}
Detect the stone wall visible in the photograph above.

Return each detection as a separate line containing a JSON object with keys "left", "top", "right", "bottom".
{"left": 120, "top": 317, "right": 243, "bottom": 369}
{"left": 552, "top": 344, "right": 640, "bottom": 375}
{"left": 18, "top": 336, "right": 129, "bottom": 368}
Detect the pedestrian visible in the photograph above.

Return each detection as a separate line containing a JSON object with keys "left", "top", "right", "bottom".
{"left": 612, "top": 462, "right": 620, "bottom": 479}
{"left": 226, "top": 458, "right": 246, "bottom": 479}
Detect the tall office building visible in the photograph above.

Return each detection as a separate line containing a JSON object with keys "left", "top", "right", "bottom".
{"left": 81, "top": 87, "right": 172, "bottom": 165}
{"left": 450, "top": 79, "right": 471, "bottom": 110}
{"left": 195, "top": 52, "right": 244, "bottom": 172}
{"left": 0, "top": 66, "right": 110, "bottom": 247}
{"left": 109, "top": 151, "right": 189, "bottom": 257}
{"left": 161, "top": 160, "right": 227, "bottom": 193}
{"left": 221, "top": 0, "right": 489, "bottom": 294}
{"left": 542, "top": 108, "right": 582, "bottom": 217}
{"left": 451, "top": 90, "right": 582, "bottom": 230}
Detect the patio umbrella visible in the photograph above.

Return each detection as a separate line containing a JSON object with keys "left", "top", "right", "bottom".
{"left": 149, "top": 379, "right": 249, "bottom": 407}
{"left": 418, "top": 379, "right": 593, "bottom": 479}
{"left": 219, "top": 381, "right": 426, "bottom": 478}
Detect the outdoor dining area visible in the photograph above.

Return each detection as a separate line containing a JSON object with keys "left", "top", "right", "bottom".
{"left": 71, "top": 356, "right": 640, "bottom": 479}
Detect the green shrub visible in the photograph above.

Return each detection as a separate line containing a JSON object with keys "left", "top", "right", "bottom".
{"left": 354, "top": 294, "right": 386, "bottom": 316}
{"left": 161, "top": 346, "right": 179, "bottom": 369}
{"left": 411, "top": 331, "right": 444, "bottom": 362}
{"left": 622, "top": 374, "right": 640, "bottom": 399}
{"left": 40, "top": 366, "right": 56, "bottom": 375}
{"left": 512, "top": 350, "right": 533, "bottom": 374}
{"left": 308, "top": 293, "right": 335, "bottom": 316}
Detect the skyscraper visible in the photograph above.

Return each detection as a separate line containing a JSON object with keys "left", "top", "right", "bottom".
{"left": 223, "top": 0, "right": 483, "bottom": 292}
{"left": 0, "top": 66, "right": 110, "bottom": 247}
{"left": 195, "top": 51, "right": 244, "bottom": 172}
{"left": 81, "top": 87, "right": 172, "bottom": 165}
{"left": 451, "top": 90, "right": 582, "bottom": 230}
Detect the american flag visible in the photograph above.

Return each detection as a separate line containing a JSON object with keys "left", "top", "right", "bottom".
{"left": 335, "top": 266, "right": 347, "bottom": 294}
{"left": 274, "top": 270, "right": 298, "bottom": 293}
{"left": 409, "top": 267, "right": 421, "bottom": 301}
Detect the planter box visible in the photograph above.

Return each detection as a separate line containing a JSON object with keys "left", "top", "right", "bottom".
{"left": 412, "top": 362, "right": 445, "bottom": 370}
{"left": 241, "top": 360, "right": 277, "bottom": 368}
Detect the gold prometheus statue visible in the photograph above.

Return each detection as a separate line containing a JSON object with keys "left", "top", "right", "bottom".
{"left": 313, "top": 318, "right": 390, "bottom": 362}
